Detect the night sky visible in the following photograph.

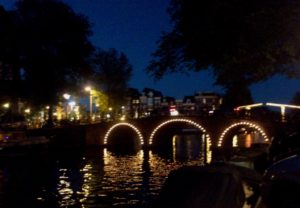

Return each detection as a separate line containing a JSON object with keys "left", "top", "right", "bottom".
{"left": 1, "top": 0, "right": 300, "bottom": 104}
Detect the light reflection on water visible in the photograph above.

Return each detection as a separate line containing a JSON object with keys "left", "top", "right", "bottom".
{"left": 0, "top": 135, "right": 205, "bottom": 208}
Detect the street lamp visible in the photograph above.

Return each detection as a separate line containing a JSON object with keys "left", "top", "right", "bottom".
{"left": 2, "top": 103, "right": 10, "bottom": 109}
{"left": 68, "top": 101, "right": 76, "bottom": 120}
{"left": 85, "top": 86, "right": 93, "bottom": 120}
{"left": 63, "top": 93, "right": 71, "bottom": 100}
{"left": 63, "top": 93, "right": 71, "bottom": 119}
{"left": 24, "top": 108, "right": 30, "bottom": 114}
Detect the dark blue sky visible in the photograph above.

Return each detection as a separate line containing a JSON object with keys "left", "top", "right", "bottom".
{"left": 1, "top": 0, "right": 300, "bottom": 103}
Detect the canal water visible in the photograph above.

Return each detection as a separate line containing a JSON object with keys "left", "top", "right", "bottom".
{"left": 0, "top": 134, "right": 205, "bottom": 208}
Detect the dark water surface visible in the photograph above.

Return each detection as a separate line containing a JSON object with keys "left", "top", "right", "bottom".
{"left": 0, "top": 135, "right": 205, "bottom": 208}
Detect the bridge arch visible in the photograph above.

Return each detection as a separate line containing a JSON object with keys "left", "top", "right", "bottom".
{"left": 217, "top": 121, "right": 270, "bottom": 147}
{"left": 149, "top": 118, "right": 211, "bottom": 148}
{"left": 104, "top": 122, "right": 144, "bottom": 145}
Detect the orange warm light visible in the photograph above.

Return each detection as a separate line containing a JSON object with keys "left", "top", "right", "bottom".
{"left": 266, "top": 103, "right": 300, "bottom": 109}
{"left": 149, "top": 118, "right": 212, "bottom": 163}
{"left": 104, "top": 122, "right": 144, "bottom": 145}
{"left": 217, "top": 121, "right": 269, "bottom": 147}
{"left": 149, "top": 118, "right": 210, "bottom": 145}
{"left": 235, "top": 103, "right": 263, "bottom": 111}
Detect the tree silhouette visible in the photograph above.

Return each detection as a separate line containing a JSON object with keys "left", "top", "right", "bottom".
{"left": 290, "top": 92, "right": 300, "bottom": 121}
{"left": 147, "top": 0, "right": 300, "bottom": 108}
{"left": 12, "top": 0, "right": 93, "bottom": 107}
{"left": 291, "top": 92, "right": 300, "bottom": 105}
{"left": 0, "top": 0, "right": 94, "bottom": 125}
{"left": 0, "top": 6, "right": 24, "bottom": 102}
{"left": 91, "top": 48, "right": 132, "bottom": 110}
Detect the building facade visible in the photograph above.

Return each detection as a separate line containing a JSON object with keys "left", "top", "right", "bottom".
{"left": 125, "top": 88, "right": 223, "bottom": 118}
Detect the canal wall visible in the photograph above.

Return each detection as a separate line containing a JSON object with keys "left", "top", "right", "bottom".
{"left": 26, "top": 125, "right": 87, "bottom": 148}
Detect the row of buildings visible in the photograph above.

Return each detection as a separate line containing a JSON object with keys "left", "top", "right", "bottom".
{"left": 125, "top": 88, "right": 223, "bottom": 118}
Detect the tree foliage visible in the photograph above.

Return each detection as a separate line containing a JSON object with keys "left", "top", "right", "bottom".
{"left": 147, "top": 0, "right": 300, "bottom": 107}
{"left": 126, "top": 87, "right": 141, "bottom": 99}
{"left": 0, "top": 6, "right": 15, "bottom": 63}
{"left": 1, "top": 0, "right": 94, "bottom": 107}
{"left": 92, "top": 89, "right": 109, "bottom": 113}
{"left": 18, "top": 0, "right": 94, "bottom": 105}
{"left": 291, "top": 92, "right": 300, "bottom": 105}
{"left": 0, "top": 6, "right": 24, "bottom": 100}
{"left": 92, "top": 48, "right": 132, "bottom": 109}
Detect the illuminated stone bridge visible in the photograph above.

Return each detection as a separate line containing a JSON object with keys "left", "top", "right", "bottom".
{"left": 85, "top": 115, "right": 280, "bottom": 149}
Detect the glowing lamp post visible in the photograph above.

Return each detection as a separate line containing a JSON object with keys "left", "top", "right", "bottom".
{"left": 63, "top": 93, "right": 71, "bottom": 119}
{"left": 2, "top": 103, "right": 10, "bottom": 109}
{"left": 63, "top": 93, "right": 71, "bottom": 100}
{"left": 85, "top": 86, "right": 93, "bottom": 120}
{"left": 68, "top": 101, "right": 76, "bottom": 120}
{"left": 24, "top": 108, "right": 30, "bottom": 114}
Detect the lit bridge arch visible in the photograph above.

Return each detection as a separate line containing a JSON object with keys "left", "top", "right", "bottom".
{"left": 217, "top": 121, "right": 270, "bottom": 147}
{"left": 149, "top": 118, "right": 211, "bottom": 147}
{"left": 104, "top": 122, "right": 144, "bottom": 145}
{"left": 148, "top": 118, "right": 212, "bottom": 163}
